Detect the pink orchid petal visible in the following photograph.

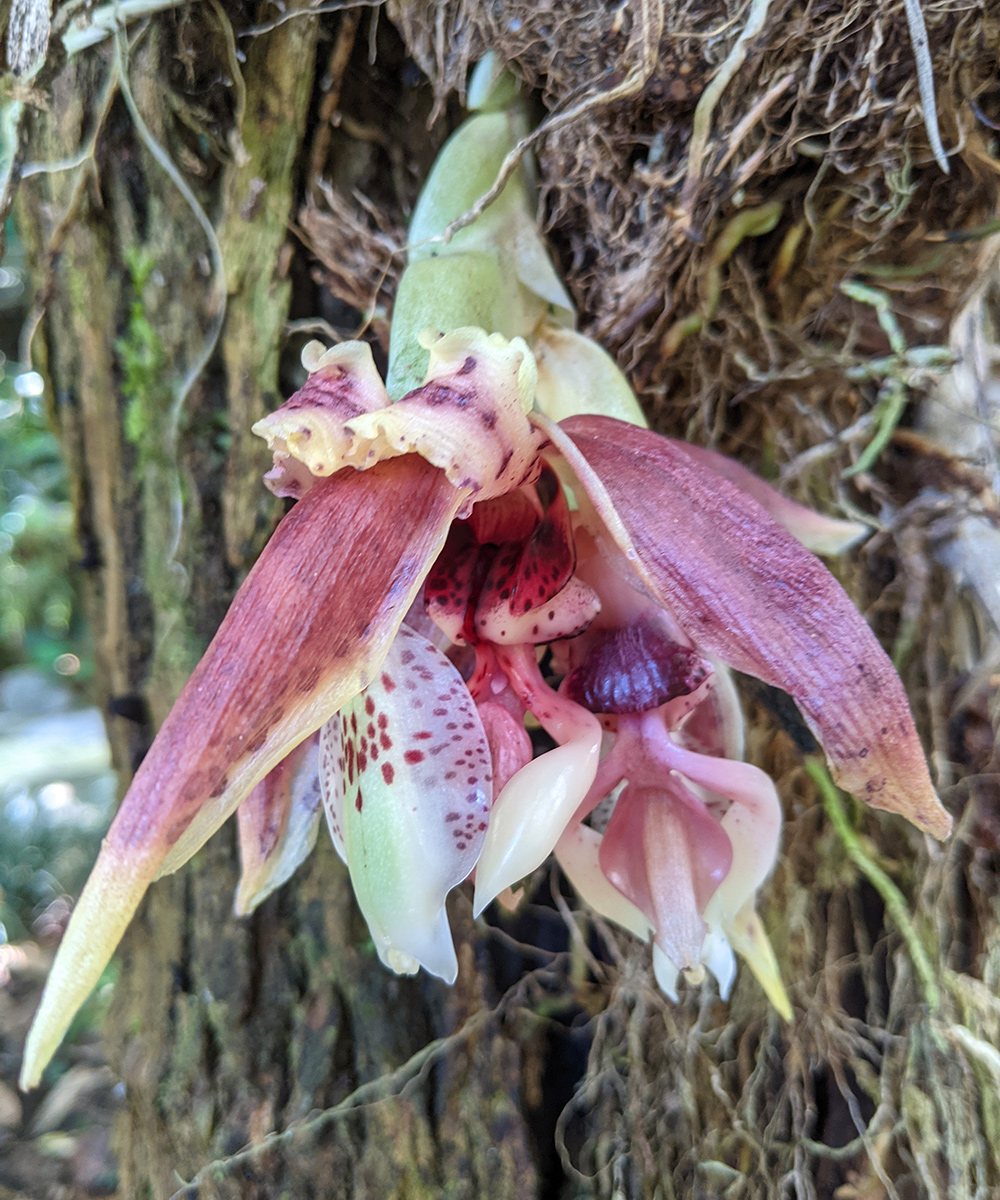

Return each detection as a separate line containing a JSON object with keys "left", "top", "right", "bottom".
{"left": 542, "top": 414, "right": 950, "bottom": 840}
{"left": 334, "top": 625, "right": 492, "bottom": 982}
{"left": 476, "top": 700, "right": 533, "bottom": 794}
{"left": 472, "top": 730, "right": 600, "bottom": 916}
{"left": 20, "top": 456, "right": 461, "bottom": 1089}
{"left": 599, "top": 782, "right": 731, "bottom": 970}
{"left": 555, "top": 819, "right": 739, "bottom": 1000}
{"left": 668, "top": 441, "right": 870, "bottom": 555}
{"left": 656, "top": 738, "right": 783, "bottom": 926}
{"left": 675, "top": 659, "right": 745, "bottom": 761}
{"left": 473, "top": 646, "right": 602, "bottom": 913}
{"left": 154, "top": 459, "right": 461, "bottom": 880}
{"left": 234, "top": 733, "right": 323, "bottom": 916}
{"left": 554, "top": 822, "right": 652, "bottom": 942}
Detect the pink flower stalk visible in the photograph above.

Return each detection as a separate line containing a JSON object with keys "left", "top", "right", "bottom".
{"left": 20, "top": 327, "right": 950, "bottom": 1088}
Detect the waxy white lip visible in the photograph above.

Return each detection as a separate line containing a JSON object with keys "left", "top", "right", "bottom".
{"left": 474, "top": 721, "right": 601, "bottom": 917}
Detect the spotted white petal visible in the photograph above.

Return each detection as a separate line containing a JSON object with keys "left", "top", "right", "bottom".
{"left": 334, "top": 625, "right": 492, "bottom": 982}
{"left": 318, "top": 716, "right": 347, "bottom": 864}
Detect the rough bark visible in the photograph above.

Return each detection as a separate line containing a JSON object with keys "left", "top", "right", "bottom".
{"left": 11, "top": 3, "right": 1000, "bottom": 1199}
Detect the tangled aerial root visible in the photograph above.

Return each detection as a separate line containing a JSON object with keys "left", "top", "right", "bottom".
{"left": 385, "top": 0, "right": 997, "bottom": 452}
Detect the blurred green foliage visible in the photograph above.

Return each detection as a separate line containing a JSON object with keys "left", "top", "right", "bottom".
{"left": 0, "top": 402, "right": 82, "bottom": 672}
{"left": 0, "top": 788, "right": 105, "bottom": 943}
{"left": 0, "top": 219, "right": 108, "bottom": 981}
{"left": 0, "top": 221, "right": 87, "bottom": 674}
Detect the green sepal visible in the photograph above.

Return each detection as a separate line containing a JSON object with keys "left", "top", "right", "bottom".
{"left": 388, "top": 102, "right": 573, "bottom": 397}
{"left": 467, "top": 52, "right": 521, "bottom": 113}
{"left": 534, "top": 327, "right": 648, "bottom": 427}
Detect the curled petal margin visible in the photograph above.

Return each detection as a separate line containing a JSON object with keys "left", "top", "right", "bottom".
{"left": 255, "top": 328, "right": 544, "bottom": 515}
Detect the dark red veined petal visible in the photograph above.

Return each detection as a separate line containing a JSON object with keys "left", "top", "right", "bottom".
{"left": 467, "top": 487, "right": 541, "bottom": 545}
{"left": 667, "top": 440, "right": 869, "bottom": 554}
{"left": 477, "top": 467, "right": 574, "bottom": 617}
{"left": 474, "top": 469, "right": 599, "bottom": 644}
{"left": 20, "top": 455, "right": 462, "bottom": 1089}
{"left": 544, "top": 414, "right": 951, "bottom": 841}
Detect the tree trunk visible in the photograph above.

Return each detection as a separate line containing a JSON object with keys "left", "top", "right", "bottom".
{"left": 12, "top": 3, "right": 1000, "bottom": 1198}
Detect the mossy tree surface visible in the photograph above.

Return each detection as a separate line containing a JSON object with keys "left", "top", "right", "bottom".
{"left": 9, "top": 1, "right": 1000, "bottom": 1197}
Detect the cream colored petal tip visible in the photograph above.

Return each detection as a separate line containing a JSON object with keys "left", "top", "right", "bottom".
{"left": 726, "top": 907, "right": 792, "bottom": 1021}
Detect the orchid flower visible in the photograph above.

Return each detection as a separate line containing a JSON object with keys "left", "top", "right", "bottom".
{"left": 19, "top": 323, "right": 950, "bottom": 1086}
{"left": 19, "top": 61, "right": 950, "bottom": 1091}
